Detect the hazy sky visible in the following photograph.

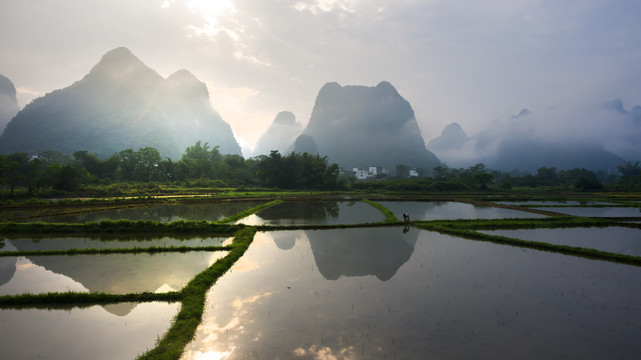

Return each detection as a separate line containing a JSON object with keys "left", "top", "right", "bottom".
{"left": 1, "top": 0, "right": 640, "bottom": 152}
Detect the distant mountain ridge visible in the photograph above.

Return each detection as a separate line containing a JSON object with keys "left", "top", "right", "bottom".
{"left": 253, "top": 111, "right": 302, "bottom": 157}
{"left": 0, "top": 74, "right": 19, "bottom": 136}
{"left": 427, "top": 104, "right": 634, "bottom": 171}
{"left": 294, "top": 81, "right": 441, "bottom": 172}
{"left": 0, "top": 47, "right": 241, "bottom": 159}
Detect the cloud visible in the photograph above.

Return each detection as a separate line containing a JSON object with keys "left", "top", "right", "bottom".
{"left": 1, "top": 0, "right": 640, "bottom": 151}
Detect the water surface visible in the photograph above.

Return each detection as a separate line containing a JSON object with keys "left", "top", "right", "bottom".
{"left": 378, "top": 201, "right": 545, "bottom": 220}
{"left": 496, "top": 201, "right": 615, "bottom": 206}
{"left": 183, "top": 228, "right": 641, "bottom": 359}
{"left": 24, "top": 201, "right": 266, "bottom": 223}
{"left": 0, "top": 250, "right": 227, "bottom": 296}
{"left": 535, "top": 206, "right": 641, "bottom": 217}
{"left": 0, "top": 302, "right": 179, "bottom": 360}
{"left": 237, "top": 201, "right": 384, "bottom": 225}
{"left": 480, "top": 227, "right": 641, "bottom": 256}
{"left": 0, "top": 235, "right": 232, "bottom": 252}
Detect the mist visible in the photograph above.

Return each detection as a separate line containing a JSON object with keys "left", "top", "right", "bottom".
{"left": 427, "top": 98, "right": 641, "bottom": 171}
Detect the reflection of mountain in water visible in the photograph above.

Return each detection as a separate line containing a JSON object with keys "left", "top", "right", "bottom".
{"left": 7, "top": 239, "right": 216, "bottom": 314}
{"left": 258, "top": 201, "right": 341, "bottom": 221}
{"left": 305, "top": 227, "right": 420, "bottom": 281}
{"left": 271, "top": 231, "right": 301, "bottom": 250}
{"left": 0, "top": 241, "right": 17, "bottom": 287}
{"left": 20, "top": 253, "right": 213, "bottom": 293}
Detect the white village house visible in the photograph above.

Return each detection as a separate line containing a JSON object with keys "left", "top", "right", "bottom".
{"left": 352, "top": 166, "right": 390, "bottom": 180}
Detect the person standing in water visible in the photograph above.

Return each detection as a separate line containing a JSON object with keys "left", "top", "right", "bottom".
{"left": 402, "top": 213, "right": 410, "bottom": 223}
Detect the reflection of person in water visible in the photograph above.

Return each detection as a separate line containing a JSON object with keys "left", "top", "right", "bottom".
{"left": 402, "top": 213, "right": 410, "bottom": 233}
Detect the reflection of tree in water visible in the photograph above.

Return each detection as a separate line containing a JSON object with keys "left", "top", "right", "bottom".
{"left": 258, "top": 201, "right": 341, "bottom": 220}
{"left": 306, "top": 227, "right": 420, "bottom": 281}
{"left": 32, "top": 201, "right": 267, "bottom": 223}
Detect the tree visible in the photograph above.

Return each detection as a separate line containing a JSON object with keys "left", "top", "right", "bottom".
{"left": 575, "top": 176, "right": 604, "bottom": 191}
{"left": 26, "top": 158, "right": 43, "bottom": 197}
{"left": 432, "top": 166, "right": 449, "bottom": 181}
{"left": 4, "top": 153, "right": 29, "bottom": 197}
{"left": 395, "top": 164, "right": 410, "bottom": 178}
{"left": 135, "top": 147, "right": 161, "bottom": 182}
{"left": 473, "top": 172, "right": 494, "bottom": 190}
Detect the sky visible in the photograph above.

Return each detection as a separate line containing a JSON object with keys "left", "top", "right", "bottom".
{"left": 1, "top": 0, "right": 640, "bottom": 154}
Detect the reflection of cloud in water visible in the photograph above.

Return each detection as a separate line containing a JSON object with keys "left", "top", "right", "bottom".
{"left": 293, "top": 344, "right": 359, "bottom": 359}
{"left": 0, "top": 256, "right": 88, "bottom": 295}
{"left": 184, "top": 292, "right": 274, "bottom": 360}
{"left": 306, "top": 228, "right": 420, "bottom": 281}
{"left": 2, "top": 252, "right": 225, "bottom": 295}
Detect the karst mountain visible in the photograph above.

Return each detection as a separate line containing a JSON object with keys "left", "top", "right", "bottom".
{"left": 0, "top": 47, "right": 241, "bottom": 159}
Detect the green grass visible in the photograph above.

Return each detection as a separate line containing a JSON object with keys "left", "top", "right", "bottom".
{"left": 0, "top": 291, "right": 181, "bottom": 309}
{"left": 2, "top": 191, "right": 641, "bottom": 358}
{"left": 137, "top": 227, "right": 257, "bottom": 360}
{"left": 0, "top": 245, "right": 232, "bottom": 257}
{"left": 414, "top": 217, "right": 641, "bottom": 266}
{"left": 0, "top": 220, "right": 241, "bottom": 234}
{"left": 215, "top": 199, "right": 283, "bottom": 224}
{"left": 363, "top": 199, "right": 398, "bottom": 222}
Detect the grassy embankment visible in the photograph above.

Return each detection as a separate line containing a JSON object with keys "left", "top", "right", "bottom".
{"left": 415, "top": 216, "right": 641, "bottom": 266}
{"left": 136, "top": 226, "right": 257, "bottom": 360}
{"left": 1, "top": 194, "right": 641, "bottom": 358}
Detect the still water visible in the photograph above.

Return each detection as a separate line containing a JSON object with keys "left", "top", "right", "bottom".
{"left": 378, "top": 201, "right": 546, "bottom": 220}
{"left": 237, "top": 201, "right": 385, "bottom": 225}
{"left": 0, "top": 248, "right": 227, "bottom": 296}
{"left": 23, "top": 201, "right": 266, "bottom": 223}
{"left": 496, "top": 201, "right": 615, "bottom": 206}
{"left": 0, "top": 235, "right": 232, "bottom": 252}
{"left": 183, "top": 228, "right": 641, "bottom": 359}
{"left": 480, "top": 227, "right": 641, "bottom": 257}
{"left": 534, "top": 206, "right": 641, "bottom": 217}
{"left": 0, "top": 302, "right": 179, "bottom": 360}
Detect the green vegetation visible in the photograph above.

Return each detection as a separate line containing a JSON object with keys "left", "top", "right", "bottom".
{"left": 1, "top": 192, "right": 641, "bottom": 359}
{"left": 415, "top": 218, "right": 641, "bottom": 266}
{"left": 0, "top": 245, "right": 232, "bottom": 257}
{"left": 216, "top": 199, "right": 283, "bottom": 224}
{"left": 0, "top": 291, "right": 181, "bottom": 309}
{"left": 137, "top": 227, "right": 257, "bottom": 360}
{"left": 0, "top": 220, "right": 239, "bottom": 235}
{"left": 363, "top": 199, "right": 398, "bottom": 222}
{"left": 2, "top": 140, "right": 640, "bottom": 201}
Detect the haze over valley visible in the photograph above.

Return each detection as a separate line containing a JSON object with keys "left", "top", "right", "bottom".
{"left": 1, "top": 1, "right": 640, "bottom": 174}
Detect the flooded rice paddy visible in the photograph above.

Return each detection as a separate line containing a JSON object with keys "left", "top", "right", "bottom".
{"left": 480, "top": 227, "right": 641, "bottom": 257}
{"left": 496, "top": 201, "right": 616, "bottom": 206}
{"left": 378, "top": 201, "right": 546, "bottom": 220}
{"left": 15, "top": 200, "right": 266, "bottom": 223}
{"left": 0, "top": 235, "right": 232, "bottom": 252}
{"left": 183, "top": 228, "right": 641, "bottom": 360}
{"left": 533, "top": 206, "right": 641, "bottom": 217}
{"left": 2, "top": 199, "right": 641, "bottom": 359}
{"left": 0, "top": 250, "right": 227, "bottom": 295}
{"left": 236, "top": 200, "right": 386, "bottom": 225}
{"left": 0, "top": 302, "right": 179, "bottom": 360}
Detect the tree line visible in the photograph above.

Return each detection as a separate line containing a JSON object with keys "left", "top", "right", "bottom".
{"left": 1, "top": 141, "right": 640, "bottom": 198}
{"left": 0, "top": 141, "right": 341, "bottom": 197}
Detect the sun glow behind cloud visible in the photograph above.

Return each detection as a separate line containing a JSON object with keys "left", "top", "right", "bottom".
{"left": 184, "top": 0, "right": 239, "bottom": 40}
